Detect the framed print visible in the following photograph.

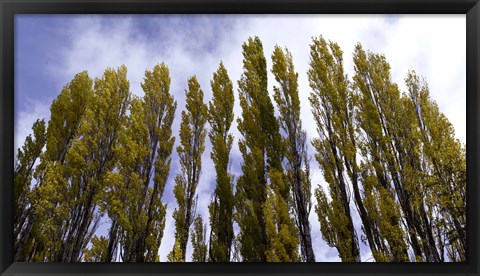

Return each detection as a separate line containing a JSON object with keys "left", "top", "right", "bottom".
{"left": 1, "top": 0, "right": 479, "bottom": 276}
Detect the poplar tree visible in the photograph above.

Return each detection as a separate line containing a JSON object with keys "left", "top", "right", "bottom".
{"left": 14, "top": 119, "right": 46, "bottom": 217}
{"left": 169, "top": 76, "right": 207, "bottom": 261}
{"left": 55, "top": 65, "right": 130, "bottom": 262}
{"left": 271, "top": 45, "right": 315, "bottom": 262}
{"left": 307, "top": 37, "right": 394, "bottom": 262}
{"left": 234, "top": 36, "right": 289, "bottom": 262}
{"left": 353, "top": 44, "right": 412, "bottom": 262}
{"left": 104, "top": 63, "right": 176, "bottom": 262}
{"left": 13, "top": 119, "right": 46, "bottom": 257}
{"left": 405, "top": 71, "right": 466, "bottom": 261}
{"left": 206, "top": 62, "right": 235, "bottom": 262}
{"left": 308, "top": 37, "right": 361, "bottom": 262}
{"left": 15, "top": 71, "right": 94, "bottom": 261}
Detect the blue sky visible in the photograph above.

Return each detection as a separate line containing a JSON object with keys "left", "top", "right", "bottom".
{"left": 15, "top": 14, "right": 466, "bottom": 262}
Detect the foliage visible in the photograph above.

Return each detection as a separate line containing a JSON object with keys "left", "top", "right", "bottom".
{"left": 104, "top": 63, "right": 176, "bottom": 262}
{"left": 83, "top": 235, "right": 108, "bottom": 262}
{"left": 170, "top": 75, "right": 208, "bottom": 261}
{"left": 234, "top": 36, "right": 288, "bottom": 262}
{"left": 207, "top": 62, "right": 235, "bottom": 262}
{"left": 271, "top": 45, "right": 315, "bottom": 262}
{"left": 191, "top": 215, "right": 208, "bottom": 262}
{"left": 264, "top": 170, "right": 300, "bottom": 262}
{"left": 308, "top": 36, "right": 361, "bottom": 262}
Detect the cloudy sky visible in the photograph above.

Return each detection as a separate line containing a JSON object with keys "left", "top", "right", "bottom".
{"left": 15, "top": 14, "right": 466, "bottom": 262}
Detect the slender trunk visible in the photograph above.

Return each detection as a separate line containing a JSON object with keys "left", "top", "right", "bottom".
{"left": 347, "top": 161, "right": 382, "bottom": 259}
{"left": 105, "top": 220, "right": 119, "bottom": 262}
{"left": 292, "top": 148, "right": 315, "bottom": 262}
{"left": 327, "top": 123, "right": 360, "bottom": 262}
{"left": 14, "top": 213, "right": 35, "bottom": 261}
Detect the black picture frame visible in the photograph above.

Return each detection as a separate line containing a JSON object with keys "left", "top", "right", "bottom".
{"left": 1, "top": 0, "right": 479, "bottom": 275}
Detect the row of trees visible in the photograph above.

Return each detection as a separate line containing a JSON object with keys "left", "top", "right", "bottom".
{"left": 309, "top": 38, "right": 465, "bottom": 262}
{"left": 14, "top": 36, "right": 466, "bottom": 262}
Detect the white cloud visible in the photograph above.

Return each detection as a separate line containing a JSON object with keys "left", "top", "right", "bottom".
{"left": 363, "top": 15, "right": 466, "bottom": 144}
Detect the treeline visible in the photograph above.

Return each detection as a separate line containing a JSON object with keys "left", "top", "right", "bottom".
{"left": 14, "top": 36, "right": 466, "bottom": 262}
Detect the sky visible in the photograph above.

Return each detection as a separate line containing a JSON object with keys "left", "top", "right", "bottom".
{"left": 14, "top": 14, "right": 466, "bottom": 262}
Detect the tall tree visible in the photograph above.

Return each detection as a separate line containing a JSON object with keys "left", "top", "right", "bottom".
{"left": 308, "top": 37, "right": 361, "bottom": 262}
{"left": 169, "top": 76, "right": 208, "bottom": 261}
{"left": 309, "top": 38, "right": 391, "bottom": 262}
{"left": 206, "top": 62, "right": 235, "bottom": 262}
{"left": 405, "top": 71, "right": 466, "bottom": 261}
{"left": 13, "top": 119, "right": 46, "bottom": 257}
{"left": 353, "top": 44, "right": 419, "bottom": 262}
{"left": 15, "top": 71, "right": 94, "bottom": 262}
{"left": 13, "top": 119, "right": 46, "bottom": 217}
{"left": 104, "top": 63, "right": 176, "bottom": 262}
{"left": 55, "top": 65, "right": 130, "bottom": 262}
{"left": 234, "top": 36, "right": 291, "bottom": 262}
{"left": 271, "top": 45, "right": 315, "bottom": 262}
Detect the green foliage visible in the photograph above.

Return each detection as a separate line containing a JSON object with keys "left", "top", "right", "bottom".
{"left": 167, "top": 239, "right": 185, "bottom": 262}
{"left": 13, "top": 119, "right": 47, "bottom": 260}
{"left": 314, "top": 185, "right": 356, "bottom": 261}
{"left": 405, "top": 70, "right": 466, "bottom": 261}
{"left": 207, "top": 62, "right": 235, "bottom": 262}
{"left": 235, "top": 36, "right": 286, "bottom": 262}
{"left": 45, "top": 71, "right": 94, "bottom": 163}
{"left": 170, "top": 75, "right": 207, "bottom": 261}
{"left": 83, "top": 235, "right": 108, "bottom": 262}
{"left": 50, "top": 65, "right": 131, "bottom": 262}
{"left": 264, "top": 170, "right": 300, "bottom": 262}
{"left": 308, "top": 36, "right": 360, "bottom": 262}
{"left": 104, "top": 63, "right": 176, "bottom": 262}
{"left": 271, "top": 45, "right": 313, "bottom": 262}
{"left": 352, "top": 43, "right": 414, "bottom": 262}
{"left": 191, "top": 215, "right": 208, "bottom": 262}
{"left": 14, "top": 119, "right": 46, "bottom": 217}
{"left": 352, "top": 43, "right": 454, "bottom": 262}
{"left": 15, "top": 71, "right": 95, "bottom": 262}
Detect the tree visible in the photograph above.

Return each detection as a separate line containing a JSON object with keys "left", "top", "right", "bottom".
{"left": 104, "top": 63, "right": 176, "bottom": 262}
{"left": 206, "top": 62, "right": 235, "bottom": 262}
{"left": 14, "top": 119, "right": 46, "bottom": 216}
{"left": 271, "top": 45, "right": 315, "bottom": 262}
{"left": 169, "top": 76, "right": 208, "bottom": 261}
{"left": 405, "top": 71, "right": 466, "bottom": 261}
{"left": 353, "top": 44, "right": 422, "bottom": 262}
{"left": 234, "top": 36, "right": 291, "bottom": 262}
{"left": 13, "top": 119, "right": 46, "bottom": 257}
{"left": 191, "top": 215, "right": 208, "bottom": 262}
{"left": 14, "top": 71, "right": 94, "bottom": 262}
{"left": 308, "top": 37, "right": 361, "bottom": 262}
{"left": 55, "top": 65, "right": 130, "bottom": 262}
